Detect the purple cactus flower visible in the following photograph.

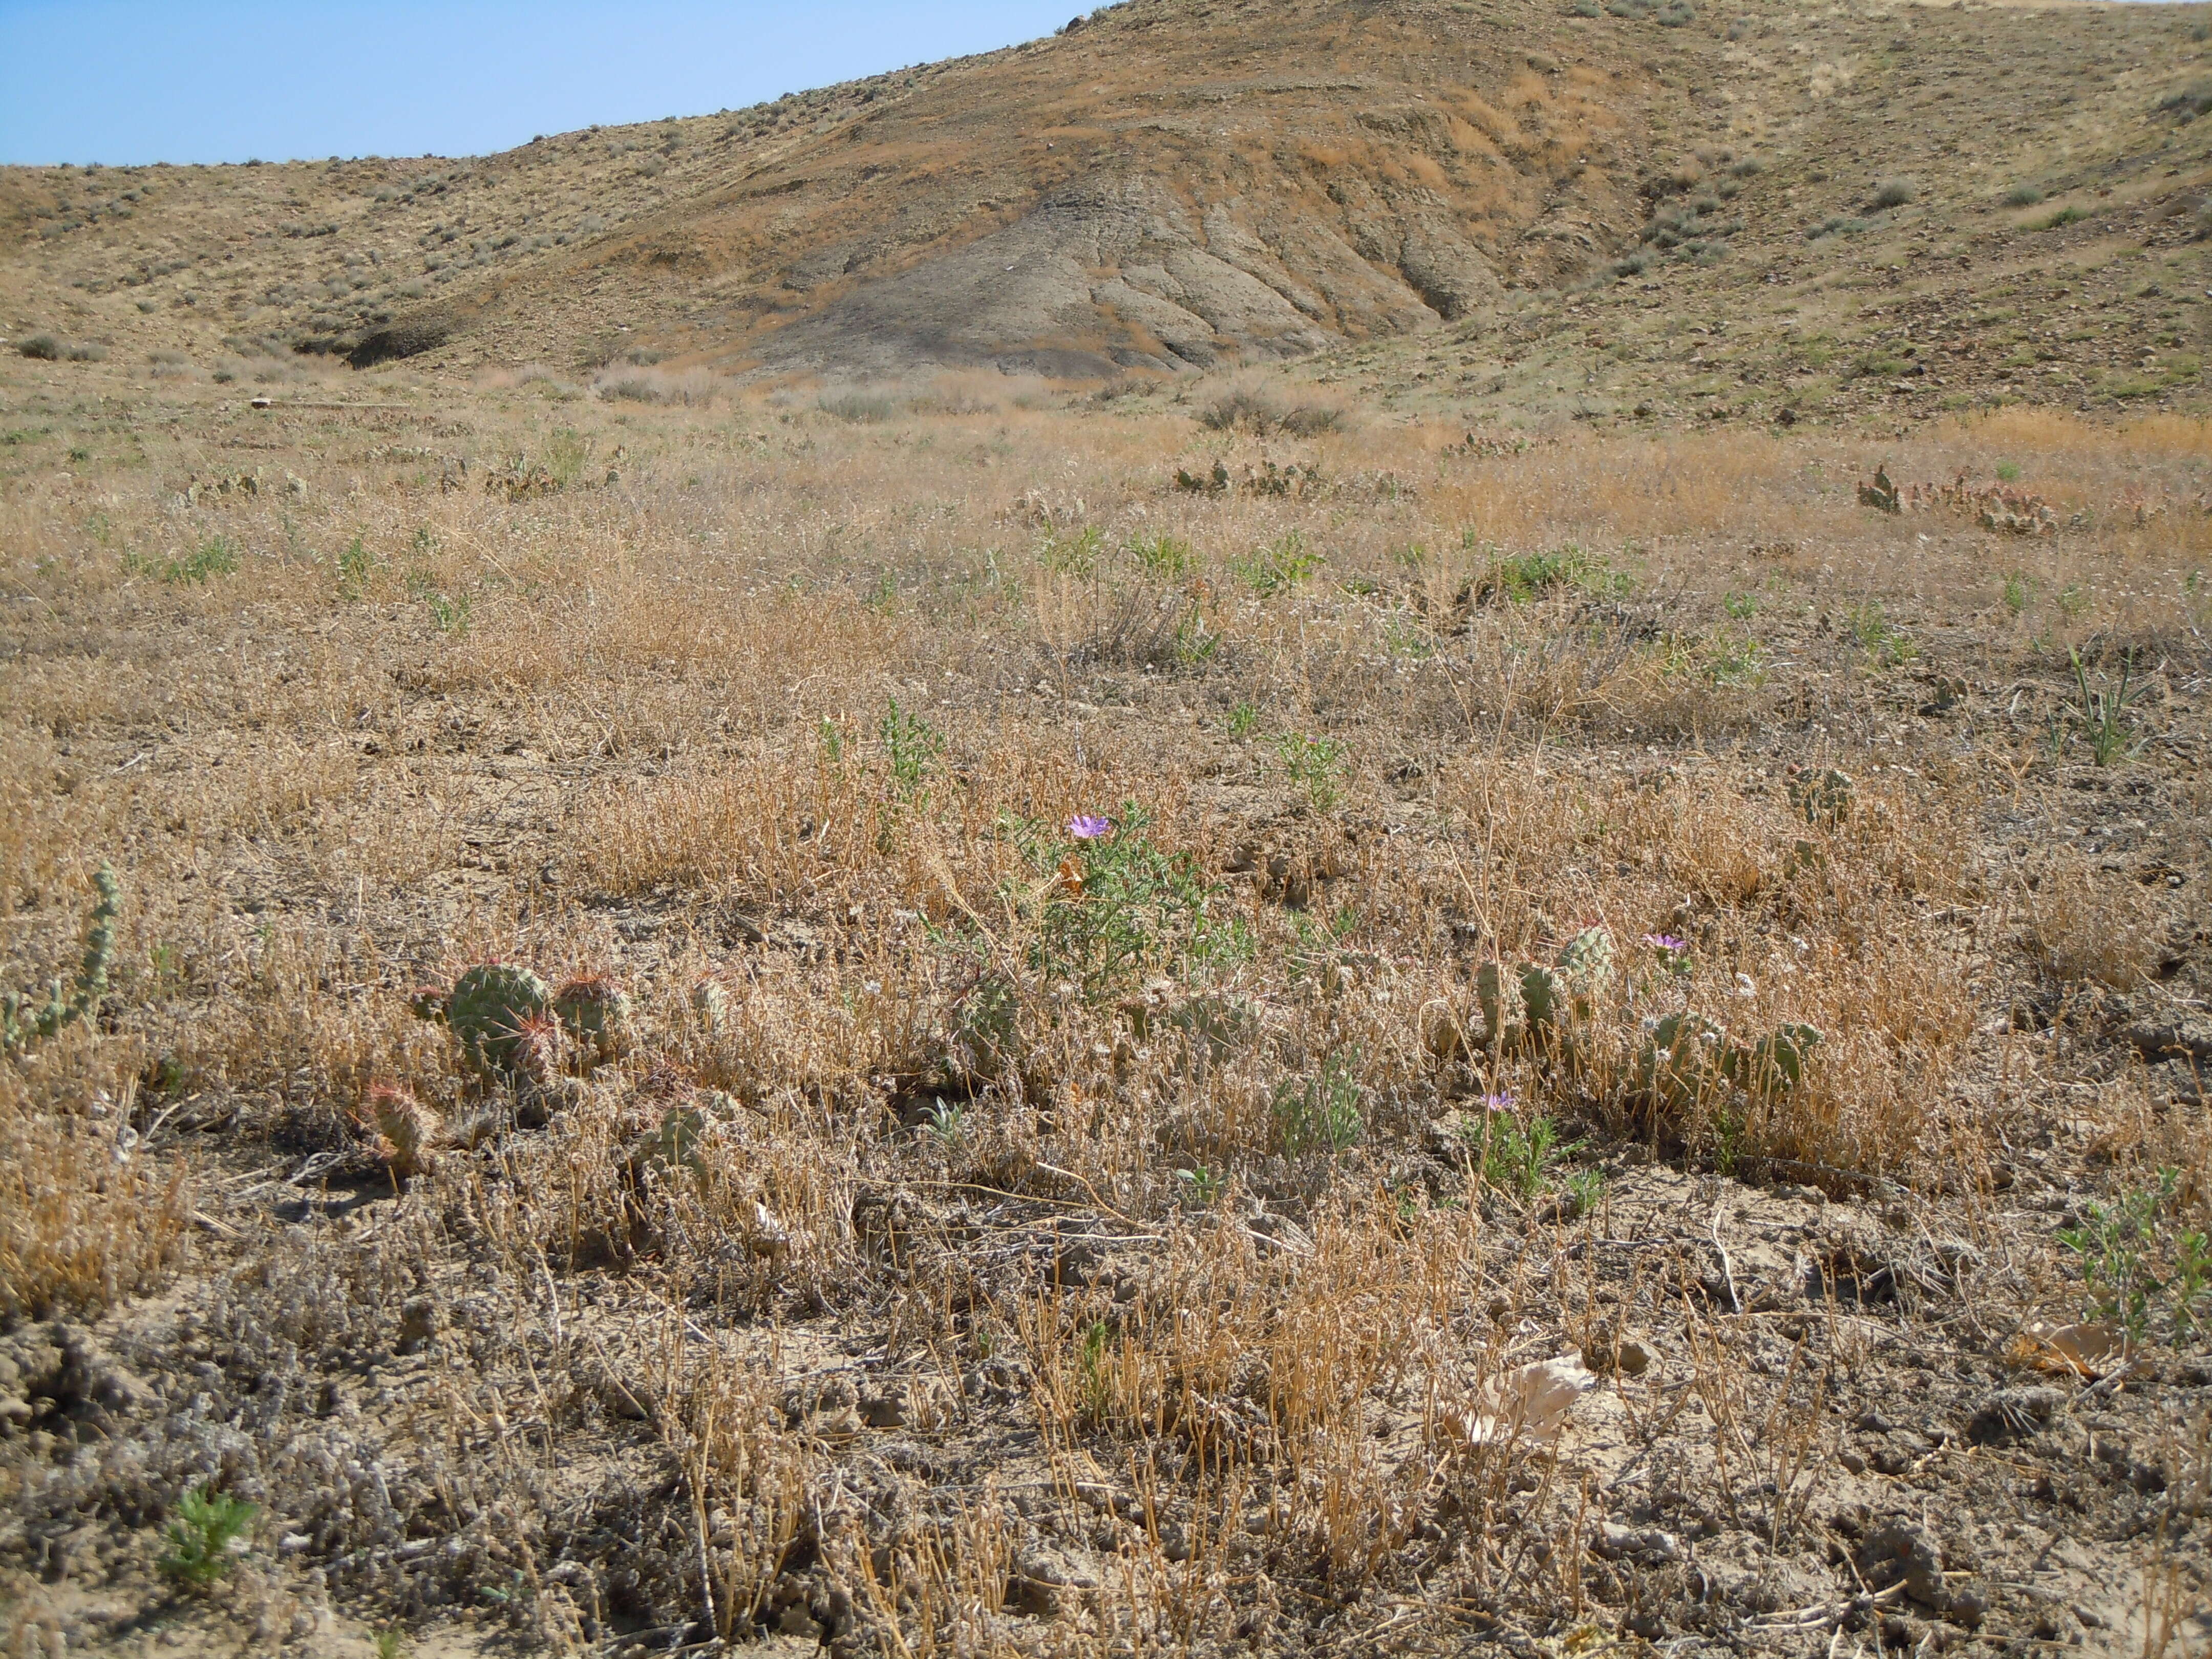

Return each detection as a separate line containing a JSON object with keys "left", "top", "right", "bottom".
{"left": 1643, "top": 933, "right": 1686, "bottom": 952}
{"left": 1067, "top": 814, "right": 1113, "bottom": 840}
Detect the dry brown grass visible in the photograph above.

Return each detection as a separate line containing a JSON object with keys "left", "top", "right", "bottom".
{"left": 0, "top": 362, "right": 2207, "bottom": 1655}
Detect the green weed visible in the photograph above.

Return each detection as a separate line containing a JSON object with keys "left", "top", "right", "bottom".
{"left": 160, "top": 535, "right": 242, "bottom": 585}
{"left": 1273, "top": 1050, "right": 1365, "bottom": 1154}
{"left": 1463, "top": 1110, "right": 1585, "bottom": 1200}
{"left": 157, "top": 1487, "right": 257, "bottom": 1588}
{"left": 1039, "top": 523, "right": 1105, "bottom": 577}
{"left": 1078, "top": 1320, "right": 1113, "bottom": 1422}
{"left": 2058, "top": 1172, "right": 2208, "bottom": 1341}
{"left": 2065, "top": 647, "right": 2148, "bottom": 766}
{"left": 1277, "top": 731, "right": 1348, "bottom": 811}
{"left": 921, "top": 1097, "right": 965, "bottom": 1150}
{"left": 881, "top": 697, "right": 945, "bottom": 797}
{"left": 1844, "top": 600, "right": 1915, "bottom": 667}
{"left": 1232, "top": 530, "right": 1322, "bottom": 595}
{"left": 1476, "top": 540, "right": 1627, "bottom": 603}
{"left": 337, "top": 536, "right": 375, "bottom": 599}
{"left": 1008, "top": 805, "right": 1248, "bottom": 1001}
{"left": 1126, "top": 531, "right": 1192, "bottom": 579}
{"left": 1176, "top": 1164, "right": 1224, "bottom": 1207}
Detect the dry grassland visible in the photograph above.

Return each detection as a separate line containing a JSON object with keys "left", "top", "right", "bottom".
{"left": 1, "top": 366, "right": 2209, "bottom": 1656}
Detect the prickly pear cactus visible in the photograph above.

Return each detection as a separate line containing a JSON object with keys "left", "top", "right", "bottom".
{"left": 552, "top": 975, "right": 632, "bottom": 1067}
{"left": 1723, "top": 1022, "right": 1823, "bottom": 1094}
{"left": 691, "top": 975, "right": 733, "bottom": 1034}
{"left": 1519, "top": 964, "right": 1565, "bottom": 1029}
{"left": 1474, "top": 961, "right": 1522, "bottom": 1043}
{"left": 1555, "top": 926, "right": 1613, "bottom": 988}
{"left": 1636, "top": 1010, "right": 1727, "bottom": 1105}
{"left": 442, "top": 963, "right": 552, "bottom": 1076}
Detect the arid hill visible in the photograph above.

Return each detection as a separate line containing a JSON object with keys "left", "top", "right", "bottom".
{"left": 2, "top": 0, "right": 2206, "bottom": 403}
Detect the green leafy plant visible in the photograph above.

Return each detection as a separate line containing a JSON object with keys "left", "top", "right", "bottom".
{"left": 1565, "top": 1167, "right": 1607, "bottom": 1215}
{"left": 158, "top": 1487, "right": 257, "bottom": 1588}
{"left": 881, "top": 697, "right": 946, "bottom": 797}
{"left": 1701, "top": 629, "right": 1767, "bottom": 687}
{"left": 1225, "top": 699, "right": 1260, "bottom": 739}
{"left": 2003, "top": 569, "right": 2035, "bottom": 616}
{"left": 1466, "top": 1111, "right": 1585, "bottom": 1200}
{"left": 2064, "top": 647, "right": 2148, "bottom": 767}
{"left": 1039, "top": 523, "right": 1105, "bottom": 577}
{"left": 3, "top": 863, "right": 120, "bottom": 1053}
{"left": 1474, "top": 539, "right": 1628, "bottom": 603}
{"left": 1126, "top": 531, "right": 1192, "bottom": 579}
{"left": 921, "top": 1097, "right": 965, "bottom": 1150}
{"left": 1844, "top": 600, "right": 1915, "bottom": 667}
{"left": 1273, "top": 1050, "right": 1364, "bottom": 1154}
{"left": 429, "top": 590, "right": 471, "bottom": 635}
{"left": 1176, "top": 1164, "right": 1224, "bottom": 1207}
{"left": 1722, "top": 589, "right": 1758, "bottom": 620}
{"left": 1277, "top": 731, "right": 1348, "bottom": 812}
{"left": 1078, "top": 1320, "right": 1114, "bottom": 1422}
{"left": 1172, "top": 601, "right": 1222, "bottom": 667}
{"left": 161, "top": 535, "right": 241, "bottom": 585}
{"left": 337, "top": 535, "right": 376, "bottom": 599}
{"left": 545, "top": 427, "right": 593, "bottom": 488}
{"left": 1008, "top": 805, "right": 1248, "bottom": 1001}
{"left": 1231, "top": 530, "right": 1322, "bottom": 595}
{"left": 2059, "top": 1177, "right": 2178, "bottom": 1340}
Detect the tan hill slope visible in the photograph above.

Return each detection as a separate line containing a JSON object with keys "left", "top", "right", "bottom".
{"left": 1, "top": 0, "right": 2206, "bottom": 406}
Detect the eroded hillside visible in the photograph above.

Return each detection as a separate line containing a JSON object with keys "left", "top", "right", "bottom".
{"left": 2, "top": 0, "right": 2207, "bottom": 399}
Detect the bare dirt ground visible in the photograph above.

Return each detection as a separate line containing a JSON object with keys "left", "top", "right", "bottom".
{"left": 1, "top": 338, "right": 2208, "bottom": 1659}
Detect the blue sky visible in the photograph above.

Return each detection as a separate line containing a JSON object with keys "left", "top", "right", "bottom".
{"left": 0, "top": 2, "right": 1087, "bottom": 166}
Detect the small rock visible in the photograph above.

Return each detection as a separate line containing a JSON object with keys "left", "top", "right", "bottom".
{"left": 1860, "top": 1518, "right": 1947, "bottom": 1609}
{"left": 1944, "top": 1588, "right": 1986, "bottom": 1628}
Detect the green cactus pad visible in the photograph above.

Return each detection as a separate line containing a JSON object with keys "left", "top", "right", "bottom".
{"left": 552, "top": 975, "right": 632, "bottom": 1066}
{"left": 1555, "top": 926, "right": 1613, "bottom": 987}
{"left": 444, "top": 963, "right": 552, "bottom": 1075}
{"left": 1519, "top": 964, "right": 1564, "bottom": 1029}
{"left": 1725, "top": 1022, "right": 1823, "bottom": 1094}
